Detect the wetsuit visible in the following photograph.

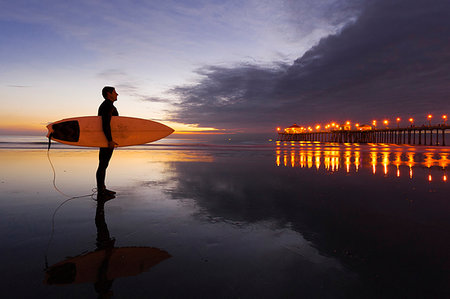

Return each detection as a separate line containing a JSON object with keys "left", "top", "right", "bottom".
{"left": 96, "top": 99, "right": 118, "bottom": 191}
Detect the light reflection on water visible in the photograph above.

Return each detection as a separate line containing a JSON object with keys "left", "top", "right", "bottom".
{"left": 275, "top": 141, "right": 449, "bottom": 182}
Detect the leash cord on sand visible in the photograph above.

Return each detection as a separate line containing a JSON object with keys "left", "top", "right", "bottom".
{"left": 44, "top": 144, "right": 97, "bottom": 269}
{"left": 43, "top": 190, "right": 96, "bottom": 270}
{"left": 46, "top": 145, "right": 96, "bottom": 199}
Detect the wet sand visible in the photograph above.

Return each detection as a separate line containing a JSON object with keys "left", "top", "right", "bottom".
{"left": 0, "top": 144, "right": 449, "bottom": 298}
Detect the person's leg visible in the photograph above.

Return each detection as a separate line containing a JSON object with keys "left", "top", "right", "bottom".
{"left": 96, "top": 147, "right": 114, "bottom": 193}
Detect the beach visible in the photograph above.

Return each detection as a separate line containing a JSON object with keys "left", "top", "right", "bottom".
{"left": 3, "top": 0, "right": 450, "bottom": 297}
{"left": 1, "top": 138, "right": 449, "bottom": 298}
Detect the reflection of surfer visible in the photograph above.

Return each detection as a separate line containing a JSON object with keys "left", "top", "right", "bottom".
{"left": 94, "top": 195, "right": 116, "bottom": 298}
{"left": 44, "top": 194, "right": 171, "bottom": 293}
{"left": 96, "top": 86, "right": 119, "bottom": 196}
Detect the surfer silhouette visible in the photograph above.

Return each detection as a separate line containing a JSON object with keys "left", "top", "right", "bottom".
{"left": 96, "top": 86, "right": 119, "bottom": 196}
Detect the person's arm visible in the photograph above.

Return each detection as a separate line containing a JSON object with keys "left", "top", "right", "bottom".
{"left": 101, "top": 105, "right": 118, "bottom": 148}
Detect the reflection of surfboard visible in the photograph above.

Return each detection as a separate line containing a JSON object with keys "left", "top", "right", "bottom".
{"left": 46, "top": 116, "right": 174, "bottom": 147}
{"left": 44, "top": 247, "right": 171, "bottom": 285}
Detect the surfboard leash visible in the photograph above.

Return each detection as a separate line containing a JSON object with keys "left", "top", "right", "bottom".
{"left": 44, "top": 189, "right": 97, "bottom": 270}
{"left": 46, "top": 132, "right": 72, "bottom": 198}
{"left": 47, "top": 132, "right": 52, "bottom": 151}
{"left": 47, "top": 134, "right": 96, "bottom": 199}
{"left": 45, "top": 135, "right": 98, "bottom": 269}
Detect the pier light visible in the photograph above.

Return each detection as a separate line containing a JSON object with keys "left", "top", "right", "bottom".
{"left": 343, "top": 121, "right": 351, "bottom": 130}
{"left": 443, "top": 115, "right": 447, "bottom": 125}
{"left": 277, "top": 127, "right": 281, "bottom": 131}
{"left": 383, "top": 120, "right": 389, "bottom": 128}
{"left": 331, "top": 122, "right": 336, "bottom": 127}
{"left": 427, "top": 114, "right": 432, "bottom": 126}
{"left": 315, "top": 125, "right": 321, "bottom": 130}
{"left": 396, "top": 117, "right": 400, "bottom": 128}
{"left": 372, "top": 120, "right": 377, "bottom": 128}
{"left": 409, "top": 118, "right": 414, "bottom": 127}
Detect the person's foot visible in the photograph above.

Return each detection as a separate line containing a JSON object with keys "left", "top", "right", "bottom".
{"left": 97, "top": 193, "right": 115, "bottom": 202}
{"left": 104, "top": 188, "right": 116, "bottom": 195}
{"left": 98, "top": 187, "right": 116, "bottom": 195}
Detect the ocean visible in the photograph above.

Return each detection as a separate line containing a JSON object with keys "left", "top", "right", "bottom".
{"left": 0, "top": 135, "right": 449, "bottom": 298}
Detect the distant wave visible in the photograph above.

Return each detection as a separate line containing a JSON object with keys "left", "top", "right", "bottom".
{"left": 0, "top": 136, "right": 277, "bottom": 150}
{"left": 1, "top": 135, "right": 449, "bottom": 152}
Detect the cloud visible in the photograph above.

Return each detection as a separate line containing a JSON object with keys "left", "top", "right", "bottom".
{"left": 140, "top": 96, "right": 170, "bottom": 103}
{"left": 0, "top": 1, "right": 358, "bottom": 69}
{"left": 170, "top": 0, "right": 450, "bottom": 132}
{"left": 97, "top": 69, "right": 128, "bottom": 81}
{"left": 170, "top": 64, "right": 288, "bottom": 130}
{"left": 7, "top": 85, "right": 31, "bottom": 88}
{"left": 97, "top": 70, "right": 162, "bottom": 102}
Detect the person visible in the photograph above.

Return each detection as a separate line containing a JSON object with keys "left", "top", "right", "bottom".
{"left": 96, "top": 86, "right": 119, "bottom": 196}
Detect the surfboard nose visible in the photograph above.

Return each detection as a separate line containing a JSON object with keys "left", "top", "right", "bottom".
{"left": 167, "top": 126, "right": 175, "bottom": 134}
{"left": 155, "top": 122, "right": 174, "bottom": 136}
{"left": 164, "top": 124, "right": 175, "bottom": 137}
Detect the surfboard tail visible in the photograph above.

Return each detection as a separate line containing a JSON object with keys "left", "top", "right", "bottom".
{"left": 46, "top": 120, "right": 81, "bottom": 143}
{"left": 46, "top": 124, "right": 53, "bottom": 138}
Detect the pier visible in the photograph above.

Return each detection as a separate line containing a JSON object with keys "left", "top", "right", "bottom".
{"left": 278, "top": 125, "right": 450, "bottom": 146}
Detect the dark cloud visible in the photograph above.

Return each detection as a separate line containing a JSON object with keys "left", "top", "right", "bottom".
{"left": 171, "top": 64, "right": 288, "bottom": 130}
{"left": 170, "top": 0, "right": 450, "bottom": 132}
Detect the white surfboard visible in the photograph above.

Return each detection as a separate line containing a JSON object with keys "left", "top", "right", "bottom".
{"left": 47, "top": 116, "right": 174, "bottom": 147}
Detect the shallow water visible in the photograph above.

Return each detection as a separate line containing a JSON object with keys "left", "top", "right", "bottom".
{"left": 0, "top": 142, "right": 449, "bottom": 298}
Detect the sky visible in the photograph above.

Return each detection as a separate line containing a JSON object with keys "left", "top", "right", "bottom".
{"left": 1, "top": 0, "right": 449, "bottom": 137}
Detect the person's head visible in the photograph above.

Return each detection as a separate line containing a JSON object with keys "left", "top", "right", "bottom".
{"left": 102, "top": 86, "right": 118, "bottom": 102}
